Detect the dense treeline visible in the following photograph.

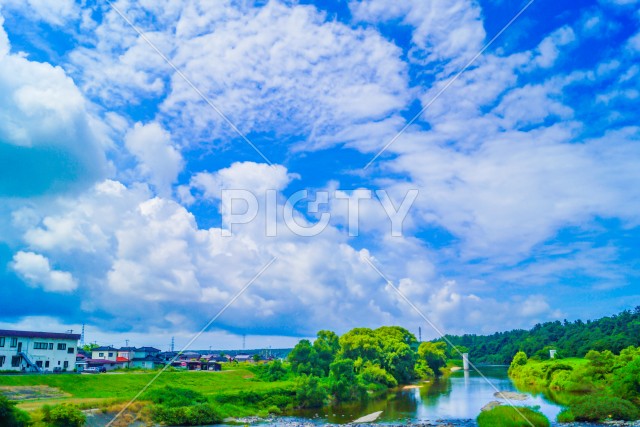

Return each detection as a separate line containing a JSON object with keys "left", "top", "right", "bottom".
{"left": 439, "top": 307, "right": 640, "bottom": 364}
{"left": 253, "top": 326, "right": 451, "bottom": 408}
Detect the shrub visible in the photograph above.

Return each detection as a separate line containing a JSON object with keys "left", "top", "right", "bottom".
{"left": 252, "top": 359, "right": 289, "bottom": 381}
{"left": 477, "top": 406, "right": 550, "bottom": 427}
{"left": 295, "top": 375, "right": 327, "bottom": 408}
{"left": 152, "top": 403, "right": 222, "bottom": 426}
{"left": 509, "top": 352, "right": 528, "bottom": 374}
{"left": 48, "top": 404, "right": 86, "bottom": 427}
{"left": 611, "top": 355, "right": 640, "bottom": 400}
{"left": 556, "top": 408, "right": 575, "bottom": 423}
{"left": 144, "top": 386, "right": 208, "bottom": 407}
{"left": 359, "top": 364, "right": 398, "bottom": 388}
{"left": 0, "top": 396, "right": 31, "bottom": 427}
{"left": 569, "top": 396, "right": 639, "bottom": 421}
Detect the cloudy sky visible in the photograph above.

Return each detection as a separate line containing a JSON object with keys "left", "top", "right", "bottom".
{"left": 0, "top": 0, "right": 639, "bottom": 351}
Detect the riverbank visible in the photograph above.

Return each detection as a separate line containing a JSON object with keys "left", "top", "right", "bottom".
{"left": 508, "top": 349, "right": 640, "bottom": 424}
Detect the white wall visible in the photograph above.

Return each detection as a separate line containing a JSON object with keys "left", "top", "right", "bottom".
{"left": 0, "top": 335, "right": 78, "bottom": 372}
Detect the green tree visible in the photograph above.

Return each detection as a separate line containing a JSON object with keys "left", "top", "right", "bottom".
{"left": 611, "top": 355, "right": 640, "bottom": 400}
{"left": 295, "top": 375, "right": 327, "bottom": 408}
{"left": 585, "top": 350, "right": 615, "bottom": 379}
{"left": 328, "top": 358, "right": 365, "bottom": 402}
{"left": 509, "top": 351, "right": 528, "bottom": 374}
{"left": 313, "top": 330, "right": 340, "bottom": 376}
{"left": 338, "top": 328, "right": 383, "bottom": 365}
{"left": 288, "top": 339, "right": 319, "bottom": 375}
{"left": 418, "top": 341, "right": 447, "bottom": 376}
{"left": 0, "top": 396, "right": 30, "bottom": 427}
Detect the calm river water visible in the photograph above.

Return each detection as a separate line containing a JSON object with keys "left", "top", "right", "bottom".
{"left": 290, "top": 365, "right": 565, "bottom": 424}
{"left": 202, "top": 366, "right": 612, "bottom": 426}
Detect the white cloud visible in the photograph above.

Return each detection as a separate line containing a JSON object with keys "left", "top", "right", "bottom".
{"left": 0, "top": 15, "right": 108, "bottom": 196}
{"left": 1, "top": 0, "right": 79, "bottom": 27}
{"left": 534, "top": 27, "right": 576, "bottom": 68}
{"left": 11, "top": 251, "right": 77, "bottom": 292}
{"left": 68, "top": 1, "right": 410, "bottom": 150}
{"left": 125, "top": 122, "right": 184, "bottom": 196}
{"left": 0, "top": 15, "right": 8, "bottom": 58}
{"left": 191, "top": 162, "right": 296, "bottom": 198}
{"left": 627, "top": 32, "right": 640, "bottom": 52}
{"left": 349, "top": 0, "right": 486, "bottom": 69}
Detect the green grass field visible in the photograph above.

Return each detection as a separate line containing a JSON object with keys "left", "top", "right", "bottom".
{"left": 0, "top": 368, "right": 294, "bottom": 412}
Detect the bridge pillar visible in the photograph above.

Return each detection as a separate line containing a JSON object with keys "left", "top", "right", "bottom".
{"left": 462, "top": 353, "right": 470, "bottom": 370}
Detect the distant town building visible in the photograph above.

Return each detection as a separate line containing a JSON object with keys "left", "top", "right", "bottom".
{"left": 0, "top": 329, "right": 80, "bottom": 372}
{"left": 91, "top": 346, "right": 119, "bottom": 361}
{"left": 82, "top": 346, "right": 164, "bottom": 371}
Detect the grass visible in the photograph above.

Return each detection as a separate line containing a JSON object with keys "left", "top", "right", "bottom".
{"left": 0, "top": 368, "right": 295, "bottom": 412}
{"left": 477, "top": 406, "right": 550, "bottom": 427}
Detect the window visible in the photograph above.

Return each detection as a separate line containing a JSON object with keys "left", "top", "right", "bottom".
{"left": 63, "top": 361, "right": 69, "bottom": 369}
{"left": 0, "top": 356, "right": 5, "bottom": 366}
{"left": 11, "top": 356, "right": 21, "bottom": 367}
{"left": 48, "top": 343, "right": 54, "bottom": 350}
{"left": 108, "top": 352, "right": 114, "bottom": 357}
{"left": 0, "top": 337, "right": 5, "bottom": 347}
{"left": 68, "top": 347, "right": 75, "bottom": 354}
{"left": 45, "top": 361, "right": 50, "bottom": 368}
{"left": 10, "top": 337, "right": 17, "bottom": 348}
{"left": 34, "top": 342, "right": 49, "bottom": 350}
{"left": 57, "top": 343, "right": 67, "bottom": 351}
{"left": 99, "top": 352, "right": 104, "bottom": 357}
{"left": 36, "top": 361, "right": 43, "bottom": 368}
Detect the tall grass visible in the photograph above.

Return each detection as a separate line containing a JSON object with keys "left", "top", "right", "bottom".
{"left": 477, "top": 406, "right": 550, "bottom": 427}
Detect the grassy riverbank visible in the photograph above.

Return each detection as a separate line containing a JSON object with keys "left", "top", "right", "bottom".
{"left": 508, "top": 348, "right": 640, "bottom": 422}
{"left": 0, "top": 367, "right": 296, "bottom": 423}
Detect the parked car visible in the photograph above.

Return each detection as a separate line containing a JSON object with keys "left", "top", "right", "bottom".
{"left": 52, "top": 367, "right": 63, "bottom": 374}
{"left": 82, "top": 367, "right": 99, "bottom": 374}
{"left": 98, "top": 366, "right": 107, "bottom": 373}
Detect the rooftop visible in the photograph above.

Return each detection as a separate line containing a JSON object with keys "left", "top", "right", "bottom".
{"left": 0, "top": 329, "right": 81, "bottom": 341}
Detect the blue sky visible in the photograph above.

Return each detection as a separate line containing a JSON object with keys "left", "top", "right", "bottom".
{"left": 0, "top": 0, "right": 639, "bottom": 350}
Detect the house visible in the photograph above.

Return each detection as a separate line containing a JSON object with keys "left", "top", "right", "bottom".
{"left": 117, "top": 347, "right": 136, "bottom": 367}
{"left": 91, "top": 346, "right": 119, "bottom": 361}
{"left": 84, "top": 358, "right": 127, "bottom": 371}
{"left": 131, "top": 347, "right": 163, "bottom": 369}
{"left": 233, "top": 354, "right": 253, "bottom": 363}
{"left": 0, "top": 329, "right": 80, "bottom": 373}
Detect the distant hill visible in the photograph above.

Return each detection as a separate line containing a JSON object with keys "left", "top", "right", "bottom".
{"left": 437, "top": 306, "right": 640, "bottom": 364}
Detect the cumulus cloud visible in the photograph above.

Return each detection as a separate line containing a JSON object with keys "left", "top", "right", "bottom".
{"left": 0, "top": 14, "right": 108, "bottom": 197}
{"left": 11, "top": 251, "right": 77, "bottom": 292}
{"left": 124, "top": 122, "right": 184, "bottom": 196}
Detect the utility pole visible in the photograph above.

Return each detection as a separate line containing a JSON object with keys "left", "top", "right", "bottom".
{"left": 171, "top": 337, "right": 175, "bottom": 352}
{"left": 418, "top": 326, "right": 422, "bottom": 342}
{"left": 81, "top": 324, "right": 85, "bottom": 346}
{"left": 242, "top": 334, "right": 246, "bottom": 351}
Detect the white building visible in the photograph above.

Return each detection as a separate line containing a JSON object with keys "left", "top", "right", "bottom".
{"left": 0, "top": 329, "right": 81, "bottom": 372}
{"left": 91, "top": 346, "right": 119, "bottom": 361}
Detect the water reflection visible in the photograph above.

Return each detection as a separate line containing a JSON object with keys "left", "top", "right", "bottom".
{"left": 292, "top": 366, "right": 565, "bottom": 424}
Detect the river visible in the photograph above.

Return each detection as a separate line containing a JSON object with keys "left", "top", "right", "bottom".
{"left": 257, "top": 366, "right": 608, "bottom": 426}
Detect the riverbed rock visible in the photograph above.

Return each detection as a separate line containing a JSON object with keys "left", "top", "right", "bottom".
{"left": 352, "top": 411, "right": 383, "bottom": 423}
{"left": 481, "top": 401, "right": 503, "bottom": 411}
{"left": 493, "top": 391, "right": 529, "bottom": 401}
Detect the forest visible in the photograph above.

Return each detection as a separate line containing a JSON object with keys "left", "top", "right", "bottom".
{"left": 439, "top": 307, "right": 640, "bottom": 364}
